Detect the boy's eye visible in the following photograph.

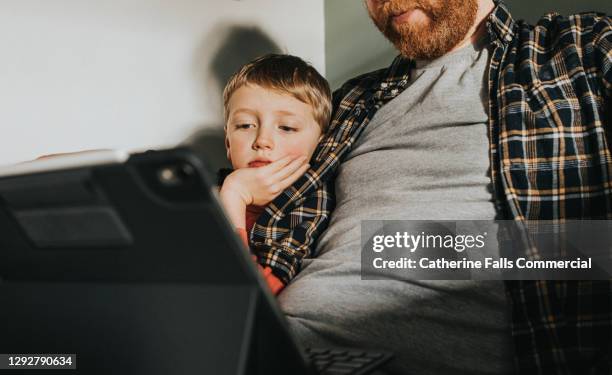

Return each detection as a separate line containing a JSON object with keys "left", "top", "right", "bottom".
{"left": 235, "top": 124, "right": 254, "bottom": 130}
{"left": 279, "top": 125, "right": 297, "bottom": 132}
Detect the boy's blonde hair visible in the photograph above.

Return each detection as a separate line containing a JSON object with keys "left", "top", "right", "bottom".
{"left": 223, "top": 54, "right": 332, "bottom": 131}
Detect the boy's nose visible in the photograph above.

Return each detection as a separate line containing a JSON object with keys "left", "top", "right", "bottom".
{"left": 252, "top": 133, "right": 274, "bottom": 151}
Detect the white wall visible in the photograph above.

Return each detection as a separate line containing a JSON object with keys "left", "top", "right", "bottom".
{"left": 0, "top": 0, "right": 325, "bottom": 166}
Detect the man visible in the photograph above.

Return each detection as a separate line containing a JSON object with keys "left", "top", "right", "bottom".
{"left": 248, "top": 0, "right": 611, "bottom": 373}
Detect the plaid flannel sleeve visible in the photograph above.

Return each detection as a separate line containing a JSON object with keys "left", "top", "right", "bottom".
{"left": 247, "top": 76, "right": 375, "bottom": 285}
{"left": 244, "top": 64, "right": 385, "bottom": 285}
{"left": 508, "top": 13, "right": 612, "bottom": 374}
{"left": 217, "top": 165, "right": 335, "bottom": 285}
{"left": 250, "top": 178, "right": 335, "bottom": 284}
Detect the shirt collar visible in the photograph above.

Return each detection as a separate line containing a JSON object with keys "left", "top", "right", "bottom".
{"left": 486, "top": 0, "right": 516, "bottom": 45}
{"left": 375, "top": 56, "right": 414, "bottom": 101}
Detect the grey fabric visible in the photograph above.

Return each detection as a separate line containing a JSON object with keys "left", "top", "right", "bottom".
{"left": 280, "top": 37, "right": 515, "bottom": 375}
{"left": 332, "top": 36, "right": 497, "bottom": 223}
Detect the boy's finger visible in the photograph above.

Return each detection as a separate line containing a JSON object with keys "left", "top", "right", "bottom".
{"left": 266, "top": 154, "right": 307, "bottom": 173}
{"left": 278, "top": 163, "right": 310, "bottom": 189}
{"left": 264, "top": 155, "right": 295, "bottom": 171}
{"left": 272, "top": 156, "right": 308, "bottom": 181}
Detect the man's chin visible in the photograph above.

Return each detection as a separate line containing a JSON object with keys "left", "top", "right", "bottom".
{"left": 390, "top": 27, "right": 464, "bottom": 60}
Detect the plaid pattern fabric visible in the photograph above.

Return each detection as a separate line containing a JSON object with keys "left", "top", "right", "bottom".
{"left": 488, "top": 3, "right": 612, "bottom": 374}
{"left": 250, "top": 1, "right": 611, "bottom": 373}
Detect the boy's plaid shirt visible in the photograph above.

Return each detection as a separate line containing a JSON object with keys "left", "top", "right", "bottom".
{"left": 249, "top": 1, "right": 611, "bottom": 373}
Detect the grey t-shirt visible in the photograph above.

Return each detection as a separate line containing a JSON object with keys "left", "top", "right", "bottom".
{"left": 280, "top": 38, "right": 514, "bottom": 375}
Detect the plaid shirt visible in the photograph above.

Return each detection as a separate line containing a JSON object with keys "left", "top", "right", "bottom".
{"left": 250, "top": 1, "right": 611, "bottom": 373}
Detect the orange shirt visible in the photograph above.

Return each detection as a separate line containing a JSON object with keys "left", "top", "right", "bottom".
{"left": 236, "top": 205, "right": 284, "bottom": 295}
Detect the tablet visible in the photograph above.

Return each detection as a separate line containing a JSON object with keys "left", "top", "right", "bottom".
{"left": 0, "top": 147, "right": 313, "bottom": 375}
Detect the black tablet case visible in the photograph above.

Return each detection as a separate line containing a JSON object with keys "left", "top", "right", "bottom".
{"left": 0, "top": 148, "right": 313, "bottom": 375}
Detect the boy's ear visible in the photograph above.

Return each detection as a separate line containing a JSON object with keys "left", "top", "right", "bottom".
{"left": 225, "top": 136, "right": 231, "bottom": 161}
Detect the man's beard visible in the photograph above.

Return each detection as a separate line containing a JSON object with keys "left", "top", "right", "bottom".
{"left": 368, "top": 0, "right": 479, "bottom": 60}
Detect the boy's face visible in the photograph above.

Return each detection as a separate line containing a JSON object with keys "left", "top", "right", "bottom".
{"left": 225, "top": 84, "right": 323, "bottom": 169}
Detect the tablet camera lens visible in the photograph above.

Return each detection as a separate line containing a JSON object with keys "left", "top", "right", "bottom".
{"left": 158, "top": 167, "right": 181, "bottom": 186}
{"left": 157, "top": 163, "right": 196, "bottom": 186}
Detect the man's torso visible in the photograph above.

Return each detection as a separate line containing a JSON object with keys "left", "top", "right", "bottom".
{"left": 280, "top": 34, "right": 515, "bottom": 375}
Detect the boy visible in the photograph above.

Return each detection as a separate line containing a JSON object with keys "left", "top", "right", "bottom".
{"left": 217, "top": 54, "right": 331, "bottom": 295}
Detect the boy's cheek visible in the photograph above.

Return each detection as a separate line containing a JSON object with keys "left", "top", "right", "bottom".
{"left": 286, "top": 152, "right": 302, "bottom": 159}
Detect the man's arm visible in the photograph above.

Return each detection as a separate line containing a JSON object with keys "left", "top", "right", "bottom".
{"left": 247, "top": 77, "right": 374, "bottom": 285}
{"left": 235, "top": 228, "right": 285, "bottom": 295}
{"left": 250, "top": 178, "right": 335, "bottom": 284}
{"left": 242, "top": 65, "right": 388, "bottom": 283}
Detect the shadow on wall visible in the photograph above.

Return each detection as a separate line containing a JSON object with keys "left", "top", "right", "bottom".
{"left": 183, "top": 25, "right": 282, "bottom": 174}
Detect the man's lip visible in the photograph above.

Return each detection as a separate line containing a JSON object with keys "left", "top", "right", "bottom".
{"left": 391, "top": 8, "right": 418, "bottom": 25}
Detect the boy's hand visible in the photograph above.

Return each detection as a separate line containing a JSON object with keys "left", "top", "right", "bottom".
{"left": 220, "top": 155, "right": 310, "bottom": 207}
